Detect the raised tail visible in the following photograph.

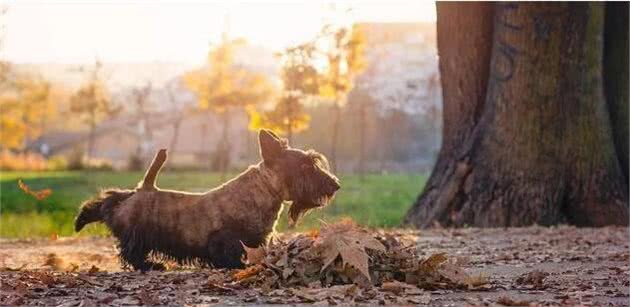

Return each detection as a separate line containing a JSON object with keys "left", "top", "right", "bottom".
{"left": 74, "top": 189, "right": 135, "bottom": 232}
{"left": 138, "top": 149, "right": 167, "bottom": 191}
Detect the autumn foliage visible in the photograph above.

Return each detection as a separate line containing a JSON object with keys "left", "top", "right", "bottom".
{"left": 0, "top": 76, "right": 55, "bottom": 150}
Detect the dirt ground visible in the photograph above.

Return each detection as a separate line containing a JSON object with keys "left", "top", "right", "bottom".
{"left": 1, "top": 226, "right": 629, "bottom": 306}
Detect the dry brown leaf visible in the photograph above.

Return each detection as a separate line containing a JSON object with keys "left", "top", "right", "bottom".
{"left": 497, "top": 296, "right": 530, "bottom": 306}
{"left": 465, "top": 273, "right": 489, "bottom": 288}
{"left": 241, "top": 241, "right": 266, "bottom": 265}
{"left": 316, "top": 221, "right": 385, "bottom": 282}
{"left": 18, "top": 179, "right": 52, "bottom": 201}
{"left": 381, "top": 280, "right": 415, "bottom": 294}
{"left": 234, "top": 265, "right": 264, "bottom": 281}
{"left": 439, "top": 262, "right": 470, "bottom": 285}
{"left": 516, "top": 270, "right": 548, "bottom": 289}
{"left": 421, "top": 253, "right": 447, "bottom": 271}
{"left": 68, "top": 262, "right": 79, "bottom": 272}
{"left": 43, "top": 253, "right": 65, "bottom": 270}
{"left": 87, "top": 265, "right": 100, "bottom": 274}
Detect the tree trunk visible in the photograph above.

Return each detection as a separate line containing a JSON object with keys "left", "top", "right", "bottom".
{"left": 405, "top": 2, "right": 629, "bottom": 228}
{"left": 329, "top": 102, "right": 341, "bottom": 173}
{"left": 405, "top": 2, "right": 494, "bottom": 226}
{"left": 603, "top": 2, "right": 629, "bottom": 182}
{"left": 169, "top": 117, "right": 182, "bottom": 155}
{"left": 217, "top": 110, "right": 231, "bottom": 181}
{"left": 87, "top": 110, "right": 97, "bottom": 160}
{"left": 358, "top": 99, "right": 366, "bottom": 180}
{"left": 286, "top": 97, "right": 294, "bottom": 144}
{"left": 201, "top": 112, "right": 210, "bottom": 169}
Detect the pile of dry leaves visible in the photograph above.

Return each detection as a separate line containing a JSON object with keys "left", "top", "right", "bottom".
{"left": 231, "top": 220, "right": 488, "bottom": 292}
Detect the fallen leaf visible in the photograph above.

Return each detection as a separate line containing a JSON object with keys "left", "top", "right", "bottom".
{"left": 497, "top": 296, "right": 531, "bottom": 306}
{"left": 516, "top": 270, "right": 548, "bottom": 289}
{"left": 316, "top": 220, "right": 386, "bottom": 282}
{"left": 234, "top": 265, "right": 263, "bottom": 281}
{"left": 18, "top": 179, "right": 52, "bottom": 200}
{"left": 381, "top": 280, "right": 415, "bottom": 294}
{"left": 87, "top": 265, "right": 100, "bottom": 274}
{"left": 241, "top": 241, "right": 266, "bottom": 265}
{"left": 43, "top": 253, "right": 65, "bottom": 270}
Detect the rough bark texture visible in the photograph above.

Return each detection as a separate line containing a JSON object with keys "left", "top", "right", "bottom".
{"left": 405, "top": 2, "right": 495, "bottom": 226}
{"left": 603, "top": 2, "right": 629, "bottom": 182}
{"left": 406, "top": 3, "right": 629, "bottom": 228}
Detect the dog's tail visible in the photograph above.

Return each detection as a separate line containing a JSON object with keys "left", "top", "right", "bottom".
{"left": 138, "top": 149, "right": 167, "bottom": 191}
{"left": 74, "top": 189, "right": 135, "bottom": 232}
{"left": 75, "top": 149, "right": 166, "bottom": 232}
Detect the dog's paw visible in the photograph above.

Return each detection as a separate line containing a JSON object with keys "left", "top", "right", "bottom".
{"left": 149, "top": 262, "right": 166, "bottom": 271}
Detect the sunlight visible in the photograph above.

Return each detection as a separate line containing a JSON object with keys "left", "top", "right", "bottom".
{"left": 3, "top": 1, "right": 435, "bottom": 64}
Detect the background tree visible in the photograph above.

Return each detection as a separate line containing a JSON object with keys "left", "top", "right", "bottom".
{"left": 249, "top": 43, "right": 318, "bottom": 143}
{"left": 0, "top": 76, "right": 54, "bottom": 150}
{"left": 405, "top": 2, "right": 629, "bottom": 228}
{"left": 131, "top": 82, "right": 153, "bottom": 160}
{"left": 318, "top": 24, "right": 366, "bottom": 172}
{"left": 164, "top": 80, "right": 190, "bottom": 156}
{"left": 184, "top": 35, "right": 272, "bottom": 175}
{"left": 126, "top": 82, "right": 154, "bottom": 170}
{"left": 69, "top": 60, "right": 118, "bottom": 159}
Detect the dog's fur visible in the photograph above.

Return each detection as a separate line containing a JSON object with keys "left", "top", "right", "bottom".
{"left": 74, "top": 129, "right": 339, "bottom": 270}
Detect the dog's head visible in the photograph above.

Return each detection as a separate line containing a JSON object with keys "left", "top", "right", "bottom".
{"left": 258, "top": 129, "right": 340, "bottom": 226}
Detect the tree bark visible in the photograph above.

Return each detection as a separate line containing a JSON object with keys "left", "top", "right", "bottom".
{"left": 406, "top": 2, "right": 629, "bottom": 228}
{"left": 405, "top": 2, "right": 495, "bottom": 226}
{"left": 603, "top": 2, "right": 629, "bottom": 182}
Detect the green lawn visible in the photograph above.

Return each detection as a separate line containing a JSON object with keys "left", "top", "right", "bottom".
{"left": 0, "top": 171, "right": 426, "bottom": 238}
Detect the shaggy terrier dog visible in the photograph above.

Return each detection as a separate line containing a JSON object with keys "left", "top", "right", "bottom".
{"left": 75, "top": 129, "right": 340, "bottom": 270}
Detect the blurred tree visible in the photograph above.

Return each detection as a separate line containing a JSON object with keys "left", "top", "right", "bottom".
{"left": 69, "top": 60, "right": 119, "bottom": 159}
{"left": 164, "top": 81, "right": 190, "bottom": 156}
{"left": 132, "top": 82, "right": 153, "bottom": 153}
{"left": 0, "top": 76, "right": 54, "bottom": 150}
{"left": 319, "top": 24, "right": 367, "bottom": 172}
{"left": 184, "top": 35, "right": 273, "bottom": 175}
{"left": 249, "top": 43, "right": 318, "bottom": 143}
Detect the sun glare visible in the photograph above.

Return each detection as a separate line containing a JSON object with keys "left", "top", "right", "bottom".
{"left": 2, "top": 1, "right": 436, "bottom": 64}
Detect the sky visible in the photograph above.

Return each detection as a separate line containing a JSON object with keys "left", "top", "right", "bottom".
{"left": 2, "top": 1, "right": 436, "bottom": 64}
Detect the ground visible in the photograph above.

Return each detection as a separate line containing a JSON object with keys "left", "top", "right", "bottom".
{"left": 1, "top": 226, "right": 628, "bottom": 306}
{"left": 0, "top": 171, "right": 425, "bottom": 237}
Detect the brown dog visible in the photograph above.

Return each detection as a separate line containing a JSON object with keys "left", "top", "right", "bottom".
{"left": 74, "top": 129, "right": 340, "bottom": 270}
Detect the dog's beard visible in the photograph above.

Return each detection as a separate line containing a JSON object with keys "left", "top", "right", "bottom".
{"left": 287, "top": 194, "right": 334, "bottom": 228}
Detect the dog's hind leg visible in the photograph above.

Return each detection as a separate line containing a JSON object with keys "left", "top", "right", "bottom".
{"left": 118, "top": 232, "right": 165, "bottom": 271}
{"left": 120, "top": 246, "right": 165, "bottom": 271}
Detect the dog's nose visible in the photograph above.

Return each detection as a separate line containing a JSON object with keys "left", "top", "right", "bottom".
{"left": 331, "top": 180, "right": 340, "bottom": 192}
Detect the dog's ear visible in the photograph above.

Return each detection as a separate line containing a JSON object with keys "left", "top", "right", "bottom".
{"left": 265, "top": 129, "right": 282, "bottom": 141}
{"left": 259, "top": 129, "right": 285, "bottom": 163}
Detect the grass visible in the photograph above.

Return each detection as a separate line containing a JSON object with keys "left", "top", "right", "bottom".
{"left": 0, "top": 170, "right": 426, "bottom": 238}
